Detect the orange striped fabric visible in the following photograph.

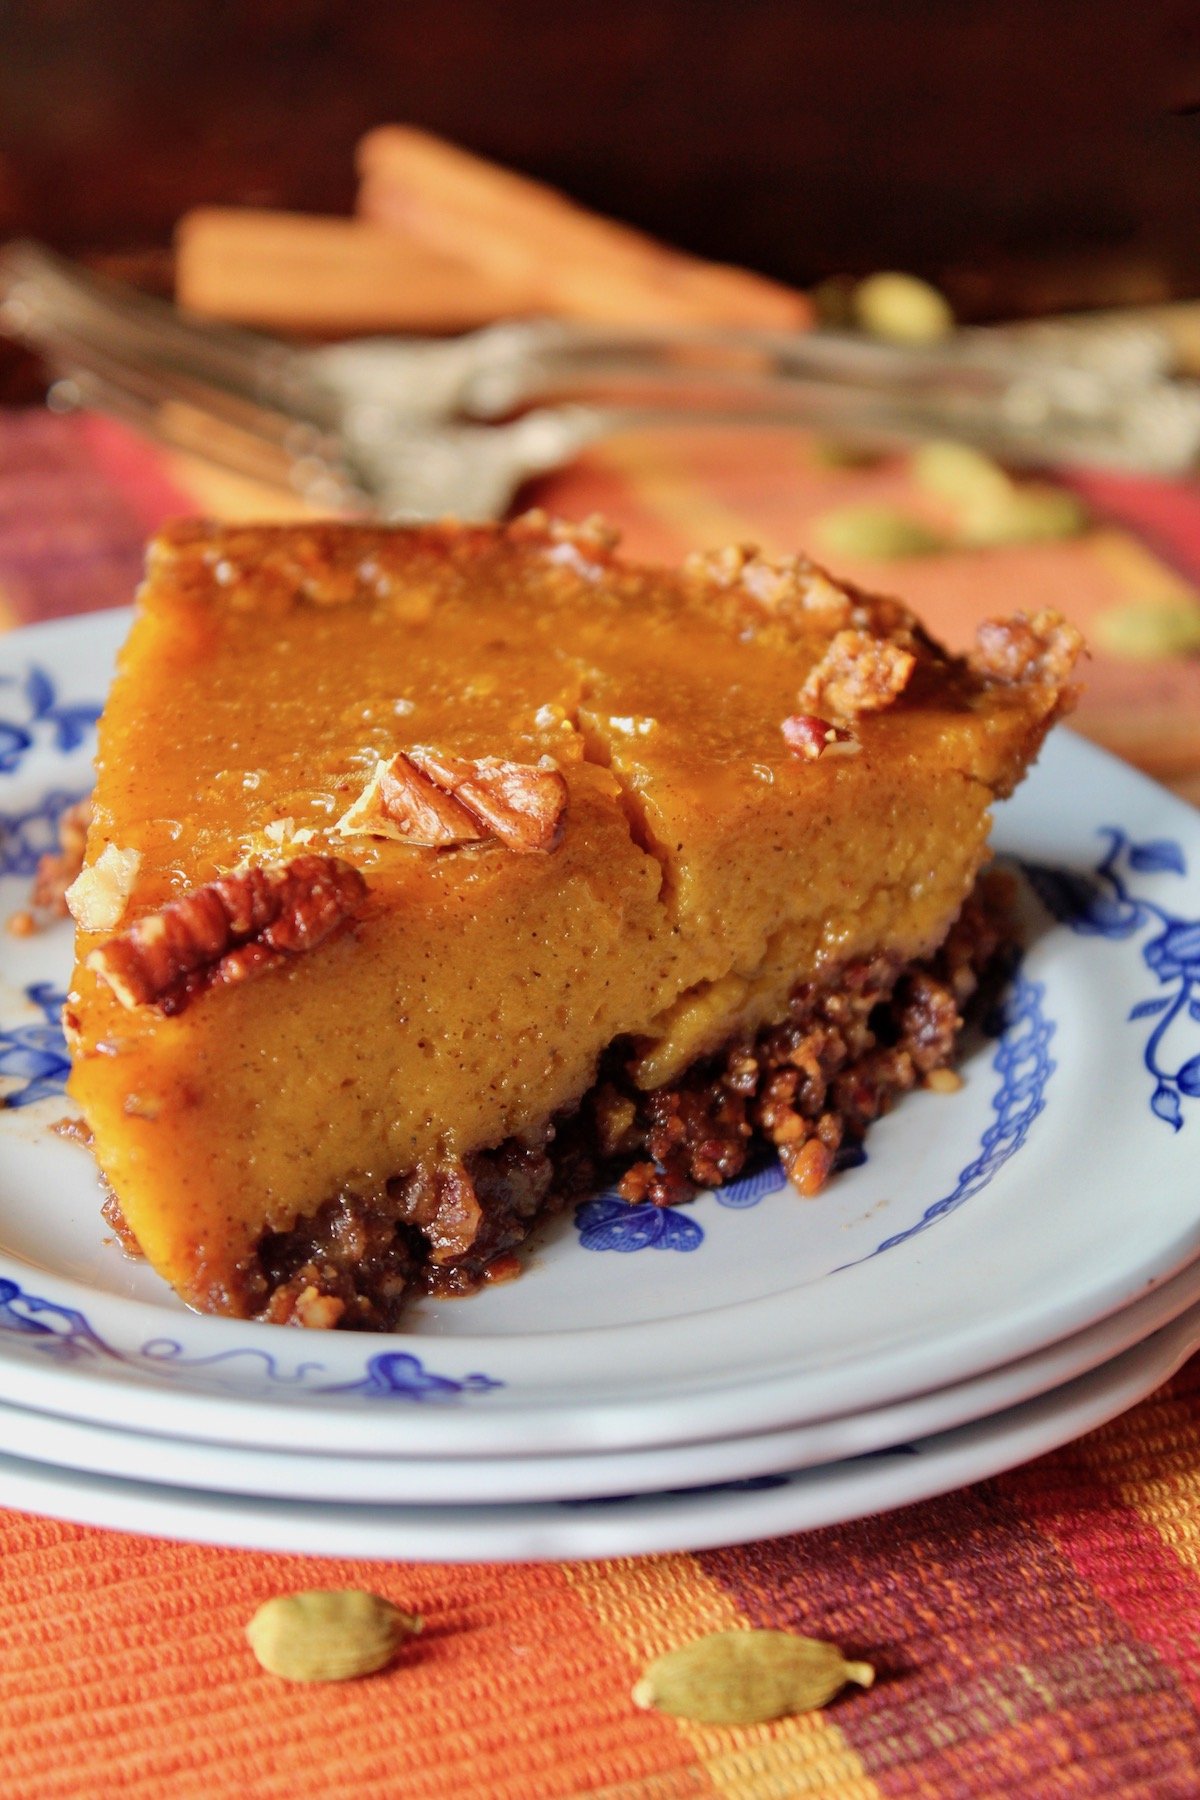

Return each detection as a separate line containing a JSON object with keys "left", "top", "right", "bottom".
{"left": 0, "top": 411, "right": 1198, "bottom": 1799}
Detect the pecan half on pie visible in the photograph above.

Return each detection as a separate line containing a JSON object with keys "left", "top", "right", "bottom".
{"left": 64, "top": 514, "right": 1081, "bottom": 1329}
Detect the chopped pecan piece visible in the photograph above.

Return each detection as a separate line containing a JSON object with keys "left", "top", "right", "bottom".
{"left": 781, "top": 1135, "right": 837, "bottom": 1197}
{"left": 684, "top": 544, "right": 853, "bottom": 620}
{"left": 66, "top": 843, "right": 142, "bottom": 932}
{"left": 336, "top": 757, "right": 477, "bottom": 846}
{"left": 616, "top": 1160, "right": 695, "bottom": 1208}
{"left": 289, "top": 1285, "right": 347, "bottom": 1329}
{"left": 507, "top": 510, "right": 620, "bottom": 583}
{"left": 780, "top": 714, "right": 860, "bottom": 761}
{"left": 798, "top": 628, "right": 916, "bottom": 720}
{"left": 390, "top": 1156, "right": 484, "bottom": 1265}
{"left": 29, "top": 795, "right": 92, "bottom": 919}
{"left": 88, "top": 855, "right": 367, "bottom": 1015}
{"left": 510, "top": 509, "right": 620, "bottom": 556}
{"left": 969, "top": 610, "right": 1084, "bottom": 695}
{"left": 592, "top": 1083, "right": 640, "bottom": 1159}
{"left": 336, "top": 749, "right": 568, "bottom": 852}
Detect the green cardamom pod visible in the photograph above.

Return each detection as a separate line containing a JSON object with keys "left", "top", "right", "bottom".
{"left": 958, "top": 484, "right": 1087, "bottom": 547}
{"left": 246, "top": 1589, "right": 423, "bottom": 1682}
{"left": 1092, "top": 596, "right": 1200, "bottom": 660}
{"left": 852, "top": 271, "right": 954, "bottom": 344}
{"left": 812, "top": 504, "right": 944, "bottom": 560}
{"left": 632, "top": 1628, "right": 875, "bottom": 1725}
{"left": 911, "top": 440, "right": 1014, "bottom": 509}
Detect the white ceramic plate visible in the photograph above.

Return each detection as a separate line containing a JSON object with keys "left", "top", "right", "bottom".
{"left": 4, "top": 1248, "right": 1200, "bottom": 1506}
{"left": 0, "top": 611, "right": 1198, "bottom": 1456}
{"left": 0, "top": 1306, "right": 1194, "bottom": 1561}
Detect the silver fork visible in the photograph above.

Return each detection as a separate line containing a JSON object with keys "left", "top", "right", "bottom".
{"left": 5, "top": 240, "right": 1200, "bottom": 515}
{"left": 46, "top": 331, "right": 1032, "bottom": 520}
{"left": 2, "top": 238, "right": 1182, "bottom": 423}
{"left": 48, "top": 346, "right": 1200, "bottom": 520}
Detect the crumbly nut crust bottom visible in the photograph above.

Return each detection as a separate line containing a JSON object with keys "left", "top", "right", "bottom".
{"left": 201, "top": 874, "right": 1013, "bottom": 1332}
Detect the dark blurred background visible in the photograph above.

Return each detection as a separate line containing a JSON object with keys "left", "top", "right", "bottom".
{"left": 1, "top": 0, "right": 1198, "bottom": 312}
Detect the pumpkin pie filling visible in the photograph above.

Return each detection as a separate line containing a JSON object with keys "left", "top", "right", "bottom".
{"left": 65, "top": 515, "right": 1080, "bottom": 1329}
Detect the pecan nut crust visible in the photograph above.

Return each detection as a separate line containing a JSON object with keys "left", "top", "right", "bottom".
{"left": 88, "top": 855, "right": 368, "bottom": 1015}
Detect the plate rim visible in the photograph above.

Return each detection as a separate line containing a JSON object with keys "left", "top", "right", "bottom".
{"left": 0, "top": 1301, "right": 1192, "bottom": 1560}
{"left": 1, "top": 1248, "right": 1199, "bottom": 1505}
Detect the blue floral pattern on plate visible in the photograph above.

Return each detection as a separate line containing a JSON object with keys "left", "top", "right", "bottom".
{"left": 574, "top": 1156, "right": 795, "bottom": 1252}
{"left": 0, "top": 983, "right": 70, "bottom": 1108}
{"left": 0, "top": 787, "right": 89, "bottom": 879}
{"left": 1025, "top": 827, "right": 1198, "bottom": 1131}
{"left": 713, "top": 1158, "right": 789, "bottom": 1207}
{"left": 575, "top": 1195, "right": 704, "bottom": 1252}
{"left": 576, "top": 959, "right": 1053, "bottom": 1266}
{"left": 836, "top": 962, "right": 1054, "bottom": 1268}
{"left": 0, "top": 1276, "right": 503, "bottom": 1402}
{"left": 0, "top": 666, "right": 100, "bottom": 774}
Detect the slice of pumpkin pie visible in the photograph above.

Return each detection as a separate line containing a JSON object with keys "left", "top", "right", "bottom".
{"left": 65, "top": 514, "right": 1080, "bottom": 1328}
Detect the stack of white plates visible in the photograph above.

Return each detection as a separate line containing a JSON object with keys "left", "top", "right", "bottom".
{"left": 0, "top": 613, "right": 1196, "bottom": 1563}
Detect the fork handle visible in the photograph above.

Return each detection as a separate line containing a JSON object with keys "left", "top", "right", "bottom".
{"left": 544, "top": 384, "right": 1200, "bottom": 477}
{"left": 0, "top": 241, "right": 336, "bottom": 424}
